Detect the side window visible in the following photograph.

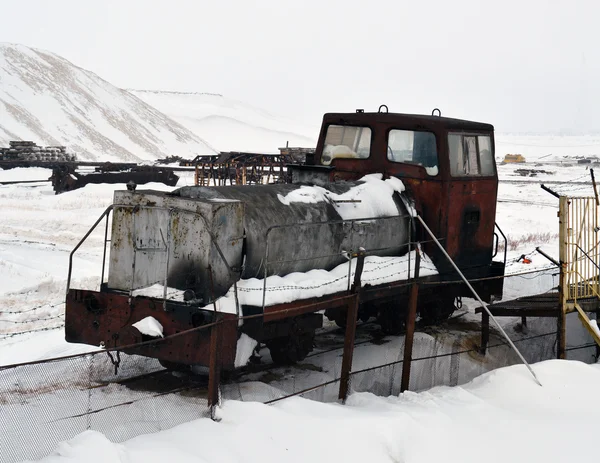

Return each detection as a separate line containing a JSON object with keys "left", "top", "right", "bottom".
{"left": 387, "top": 129, "right": 438, "bottom": 176}
{"left": 321, "top": 125, "right": 371, "bottom": 165}
{"left": 478, "top": 135, "right": 494, "bottom": 175}
{"left": 449, "top": 133, "right": 495, "bottom": 177}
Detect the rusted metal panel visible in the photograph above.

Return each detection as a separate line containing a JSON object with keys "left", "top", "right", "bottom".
{"left": 65, "top": 289, "right": 238, "bottom": 369}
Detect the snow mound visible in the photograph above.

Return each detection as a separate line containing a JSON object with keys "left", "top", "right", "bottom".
{"left": 0, "top": 43, "right": 216, "bottom": 162}
{"left": 132, "top": 316, "right": 164, "bottom": 338}
{"left": 32, "top": 360, "right": 600, "bottom": 463}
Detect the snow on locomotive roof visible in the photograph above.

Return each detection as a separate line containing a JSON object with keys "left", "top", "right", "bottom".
{"left": 277, "top": 173, "right": 408, "bottom": 220}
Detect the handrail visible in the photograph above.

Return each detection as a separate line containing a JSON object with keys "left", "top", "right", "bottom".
{"left": 66, "top": 205, "right": 114, "bottom": 295}
{"left": 494, "top": 222, "right": 508, "bottom": 268}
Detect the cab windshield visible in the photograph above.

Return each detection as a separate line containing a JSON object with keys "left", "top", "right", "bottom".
{"left": 321, "top": 125, "right": 371, "bottom": 165}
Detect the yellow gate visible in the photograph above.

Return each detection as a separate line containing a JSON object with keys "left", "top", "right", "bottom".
{"left": 559, "top": 196, "right": 600, "bottom": 347}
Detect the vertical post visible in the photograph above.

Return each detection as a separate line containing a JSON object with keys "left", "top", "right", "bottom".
{"left": 208, "top": 322, "right": 221, "bottom": 419}
{"left": 591, "top": 169, "right": 599, "bottom": 206}
{"left": 480, "top": 311, "right": 490, "bottom": 355}
{"left": 401, "top": 249, "right": 421, "bottom": 393}
{"left": 596, "top": 308, "right": 600, "bottom": 361}
{"left": 339, "top": 250, "right": 365, "bottom": 402}
{"left": 558, "top": 196, "right": 568, "bottom": 359}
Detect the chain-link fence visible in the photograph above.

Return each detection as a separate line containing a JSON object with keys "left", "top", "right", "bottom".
{"left": 0, "top": 344, "right": 211, "bottom": 463}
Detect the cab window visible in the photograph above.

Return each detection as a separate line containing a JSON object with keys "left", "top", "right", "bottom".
{"left": 387, "top": 129, "right": 438, "bottom": 176}
{"left": 448, "top": 133, "right": 495, "bottom": 177}
{"left": 321, "top": 125, "right": 371, "bottom": 165}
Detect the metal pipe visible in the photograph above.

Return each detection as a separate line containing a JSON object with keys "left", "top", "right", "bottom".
{"left": 541, "top": 184, "right": 560, "bottom": 199}
{"left": 416, "top": 215, "right": 543, "bottom": 386}
{"left": 100, "top": 209, "right": 111, "bottom": 287}
{"left": 535, "top": 247, "right": 561, "bottom": 268}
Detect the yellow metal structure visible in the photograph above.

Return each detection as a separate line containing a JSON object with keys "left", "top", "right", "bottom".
{"left": 574, "top": 303, "right": 600, "bottom": 347}
{"left": 501, "top": 154, "right": 526, "bottom": 164}
{"left": 561, "top": 197, "right": 600, "bottom": 305}
{"left": 558, "top": 195, "right": 600, "bottom": 351}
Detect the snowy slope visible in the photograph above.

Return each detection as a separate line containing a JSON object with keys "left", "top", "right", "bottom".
{"left": 0, "top": 43, "right": 216, "bottom": 161}
{"left": 131, "top": 90, "right": 317, "bottom": 153}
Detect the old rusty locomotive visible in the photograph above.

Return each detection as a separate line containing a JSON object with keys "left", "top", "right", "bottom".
{"left": 65, "top": 107, "right": 506, "bottom": 369}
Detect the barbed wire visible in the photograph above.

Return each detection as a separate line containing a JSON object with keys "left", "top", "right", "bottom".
{"left": 0, "top": 324, "right": 65, "bottom": 340}
{"left": 0, "top": 314, "right": 65, "bottom": 324}
{"left": 0, "top": 301, "right": 65, "bottom": 315}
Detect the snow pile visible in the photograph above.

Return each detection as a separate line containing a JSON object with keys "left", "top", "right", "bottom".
{"left": 234, "top": 333, "right": 258, "bottom": 368}
{"left": 0, "top": 43, "right": 216, "bottom": 161}
{"left": 202, "top": 250, "right": 435, "bottom": 315}
{"left": 277, "top": 174, "right": 408, "bottom": 220}
{"left": 33, "top": 360, "right": 600, "bottom": 463}
{"left": 132, "top": 316, "right": 164, "bottom": 338}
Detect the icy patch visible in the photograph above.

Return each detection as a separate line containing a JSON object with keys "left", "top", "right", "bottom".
{"left": 277, "top": 173, "right": 407, "bottom": 220}
{"left": 234, "top": 333, "right": 258, "bottom": 368}
{"left": 132, "top": 316, "right": 164, "bottom": 338}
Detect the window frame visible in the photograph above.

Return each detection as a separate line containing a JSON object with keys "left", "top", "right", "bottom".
{"left": 320, "top": 123, "right": 373, "bottom": 165}
{"left": 385, "top": 127, "right": 440, "bottom": 177}
{"left": 448, "top": 132, "right": 496, "bottom": 178}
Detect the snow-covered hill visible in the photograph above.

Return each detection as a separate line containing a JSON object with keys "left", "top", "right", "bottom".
{"left": 0, "top": 43, "right": 216, "bottom": 161}
{"left": 130, "top": 90, "right": 317, "bottom": 153}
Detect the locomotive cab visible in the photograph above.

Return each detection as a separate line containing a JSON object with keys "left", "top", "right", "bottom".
{"left": 296, "top": 107, "right": 504, "bottom": 301}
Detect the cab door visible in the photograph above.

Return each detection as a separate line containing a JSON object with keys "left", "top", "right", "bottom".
{"left": 446, "top": 132, "right": 497, "bottom": 277}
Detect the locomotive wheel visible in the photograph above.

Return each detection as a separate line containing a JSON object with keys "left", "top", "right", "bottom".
{"left": 159, "top": 359, "right": 191, "bottom": 372}
{"left": 419, "top": 296, "right": 455, "bottom": 326}
{"left": 377, "top": 308, "right": 406, "bottom": 335}
{"left": 266, "top": 333, "right": 314, "bottom": 365}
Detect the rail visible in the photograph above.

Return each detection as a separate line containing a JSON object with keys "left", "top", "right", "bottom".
{"left": 66, "top": 205, "right": 113, "bottom": 295}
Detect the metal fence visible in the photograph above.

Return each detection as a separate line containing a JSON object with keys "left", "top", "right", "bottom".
{"left": 0, "top": 342, "right": 211, "bottom": 463}
{"left": 2, "top": 263, "right": 594, "bottom": 463}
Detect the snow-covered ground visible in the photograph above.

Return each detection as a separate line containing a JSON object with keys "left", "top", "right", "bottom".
{"left": 0, "top": 44, "right": 216, "bottom": 162}
{"left": 2, "top": 137, "right": 600, "bottom": 462}
{"left": 25, "top": 360, "right": 600, "bottom": 463}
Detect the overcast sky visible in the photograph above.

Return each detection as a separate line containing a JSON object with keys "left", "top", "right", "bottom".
{"left": 1, "top": 0, "right": 599, "bottom": 133}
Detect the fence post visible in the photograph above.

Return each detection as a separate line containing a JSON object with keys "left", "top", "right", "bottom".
{"left": 401, "top": 249, "right": 421, "bottom": 393}
{"left": 480, "top": 311, "right": 489, "bottom": 354}
{"left": 339, "top": 250, "right": 365, "bottom": 403}
{"left": 208, "top": 322, "right": 221, "bottom": 420}
{"left": 558, "top": 196, "right": 568, "bottom": 359}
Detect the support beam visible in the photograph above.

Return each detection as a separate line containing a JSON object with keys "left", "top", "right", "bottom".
{"left": 480, "top": 311, "right": 490, "bottom": 355}
{"left": 208, "top": 322, "right": 221, "bottom": 419}
{"left": 401, "top": 282, "right": 419, "bottom": 392}
{"left": 338, "top": 250, "right": 365, "bottom": 403}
